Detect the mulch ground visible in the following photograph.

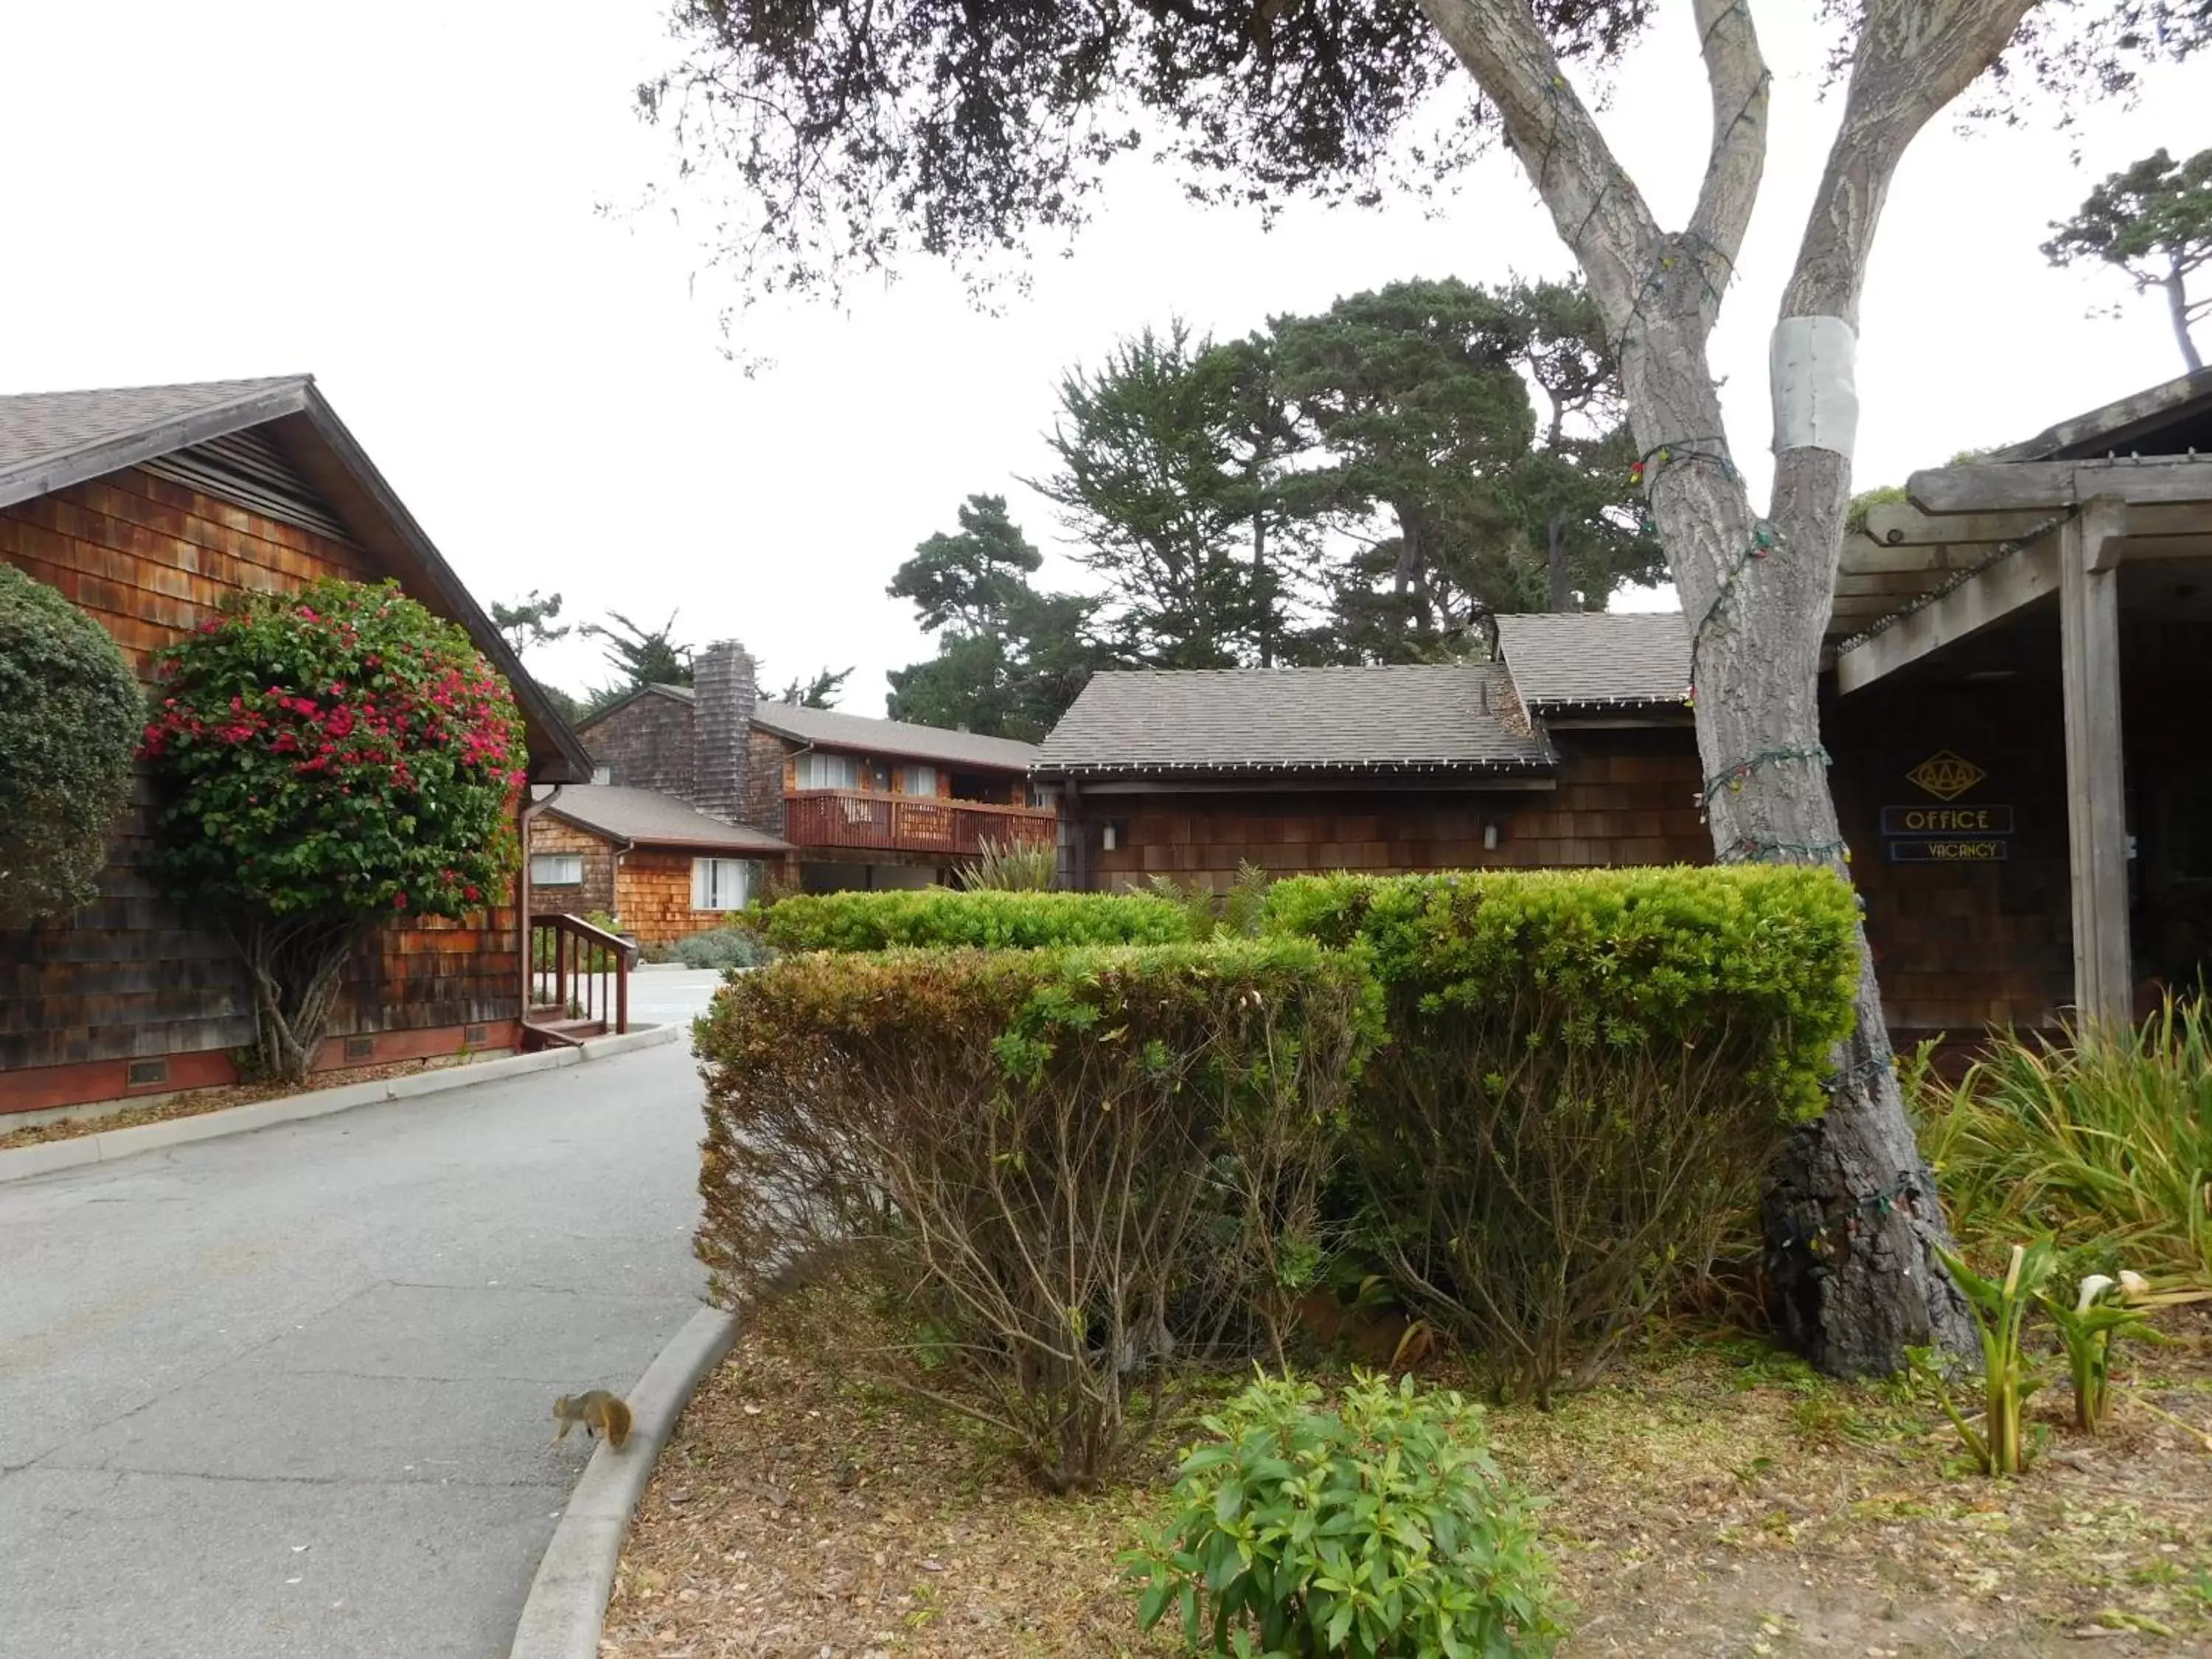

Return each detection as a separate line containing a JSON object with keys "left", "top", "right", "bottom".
{"left": 605, "top": 1293, "right": 2212, "bottom": 1659}
{"left": 0, "top": 1051, "right": 492, "bottom": 1150}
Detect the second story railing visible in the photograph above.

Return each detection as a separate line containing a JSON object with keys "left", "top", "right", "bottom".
{"left": 783, "top": 790, "right": 1057, "bottom": 856}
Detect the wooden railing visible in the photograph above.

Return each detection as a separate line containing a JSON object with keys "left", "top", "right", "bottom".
{"left": 783, "top": 790, "right": 1057, "bottom": 856}
{"left": 526, "top": 913, "right": 636, "bottom": 1045}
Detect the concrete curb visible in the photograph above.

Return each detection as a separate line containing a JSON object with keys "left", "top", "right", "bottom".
{"left": 508, "top": 1305, "right": 742, "bottom": 1659}
{"left": 0, "top": 1023, "right": 684, "bottom": 1186}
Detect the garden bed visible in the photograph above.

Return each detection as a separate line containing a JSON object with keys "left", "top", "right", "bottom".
{"left": 604, "top": 1290, "right": 2212, "bottom": 1658}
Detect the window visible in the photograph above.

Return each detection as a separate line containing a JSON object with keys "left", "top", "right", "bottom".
{"left": 692, "top": 858, "right": 757, "bottom": 911}
{"left": 792, "top": 751, "right": 860, "bottom": 791}
{"left": 531, "top": 853, "right": 583, "bottom": 886}
{"left": 897, "top": 764, "right": 938, "bottom": 797}
{"left": 591, "top": 765, "right": 611, "bottom": 785}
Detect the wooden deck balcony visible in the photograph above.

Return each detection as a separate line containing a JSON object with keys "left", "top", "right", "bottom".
{"left": 783, "top": 790, "right": 1057, "bottom": 858}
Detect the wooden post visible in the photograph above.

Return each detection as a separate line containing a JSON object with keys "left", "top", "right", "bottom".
{"left": 2059, "top": 496, "right": 2132, "bottom": 1032}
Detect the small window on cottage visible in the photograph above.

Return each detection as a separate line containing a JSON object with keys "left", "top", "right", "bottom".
{"left": 897, "top": 764, "right": 938, "bottom": 797}
{"left": 692, "top": 858, "right": 756, "bottom": 911}
{"left": 792, "top": 752, "right": 860, "bottom": 791}
{"left": 591, "top": 765, "right": 612, "bottom": 785}
{"left": 531, "top": 853, "right": 584, "bottom": 886}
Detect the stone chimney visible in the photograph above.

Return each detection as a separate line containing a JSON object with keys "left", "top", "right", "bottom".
{"left": 692, "top": 639, "right": 757, "bottom": 826}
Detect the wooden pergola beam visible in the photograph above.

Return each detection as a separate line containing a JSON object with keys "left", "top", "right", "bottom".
{"left": 1861, "top": 499, "right": 2205, "bottom": 546}
{"left": 1908, "top": 456, "right": 2212, "bottom": 515}
{"left": 1834, "top": 535, "right": 2062, "bottom": 694}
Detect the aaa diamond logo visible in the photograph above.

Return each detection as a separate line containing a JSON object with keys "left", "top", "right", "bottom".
{"left": 1907, "top": 751, "right": 1986, "bottom": 801}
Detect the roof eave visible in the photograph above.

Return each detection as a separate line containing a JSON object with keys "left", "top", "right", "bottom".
{"left": 0, "top": 377, "right": 317, "bottom": 515}
{"left": 280, "top": 390, "right": 596, "bottom": 784}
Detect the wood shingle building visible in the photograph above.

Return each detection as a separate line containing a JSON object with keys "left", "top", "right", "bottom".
{"left": 0, "top": 377, "right": 592, "bottom": 1114}
{"left": 1037, "top": 368, "right": 2212, "bottom": 1049}
{"left": 560, "top": 641, "right": 1051, "bottom": 915}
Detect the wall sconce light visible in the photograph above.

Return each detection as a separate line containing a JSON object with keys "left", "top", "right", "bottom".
{"left": 1102, "top": 823, "right": 1118, "bottom": 852}
{"left": 1482, "top": 821, "right": 1501, "bottom": 852}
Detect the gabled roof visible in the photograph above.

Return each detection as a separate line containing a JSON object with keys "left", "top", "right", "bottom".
{"left": 1492, "top": 612, "right": 1691, "bottom": 709}
{"left": 748, "top": 699, "right": 1040, "bottom": 771}
{"left": 1032, "top": 663, "right": 1552, "bottom": 778}
{"left": 1991, "top": 366, "right": 2212, "bottom": 462}
{"left": 575, "top": 684, "right": 1038, "bottom": 773}
{"left": 543, "top": 785, "right": 793, "bottom": 853}
{"left": 0, "top": 377, "right": 592, "bottom": 783}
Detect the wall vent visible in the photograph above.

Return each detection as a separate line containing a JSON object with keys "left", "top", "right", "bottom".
{"left": 126, "top": 1058, "right": 170, "bottom": 1087}
{"left": 343, "top": 1035, "right": 375, "bottom": 1062}
{"left": 142, "top": 427, "right": 354, "bottom": 543}
{"left": 463, "top": 1024, "right": 489, "bottom": 1046}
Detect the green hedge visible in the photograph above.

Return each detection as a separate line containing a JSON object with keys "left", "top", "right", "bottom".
{"left": 1265, "top": 867, "right": 1862, "bottom": 1399}
{"left": 0, "top": 564, "right": 141, "bottom": 926}
{"left": 759, "top": 888, "right": 1194, "bottom": 952}
{"left": 694, "top": 939, "right": 1380, "bottom": 1488}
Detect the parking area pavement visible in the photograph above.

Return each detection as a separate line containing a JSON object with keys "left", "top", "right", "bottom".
{"left": 0, "top": 1036, "right": 713, "bottom": 1659}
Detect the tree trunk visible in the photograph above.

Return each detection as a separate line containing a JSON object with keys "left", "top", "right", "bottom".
{"left": 229, "top": 912, "right": 365, "bottom": 1083}
{"left": 1253, "top": 504, "right": 1272, "bottom": 667}
{"left": 1545, "top": 513, "right": 1570, "bottom": 611}
{"left": 1415, "top": 0, "right": 2028, "bottom": 1374}
{"left": 2167, "top": 262, "right": 2205, "bottom": 374}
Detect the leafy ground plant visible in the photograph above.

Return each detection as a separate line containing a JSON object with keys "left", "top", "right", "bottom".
{"left": 1916, "top": 995, "right": 2212, "bottom": 1281}
{"left": 1127, "top": 1371, "right": 1562, "bottom": 1658}
{"left": 2038, "top": 1271, "right": 2152, "bottom": 1435}
{"left": 1924, "top": 1241, "right": 2056, "bottom": 1475}
{"left": 956, "top": 833, "right": 1057, "bottom": 891}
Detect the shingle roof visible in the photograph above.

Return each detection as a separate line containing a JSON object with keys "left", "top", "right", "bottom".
{"left": 748, "top": 700, "right": 1040, "bottom": 771}
{"left": 1032, "top": 664, "right": 1551, "bottom": 776}
{"left": 0, "top": 375, "right": 594, "bottom": 783}
{"left": 1492, "top": 612, "right": 1691, "bottom": 709}
{"left": 0, "top": 378, "right": 313, "bottom": 509}
{"left": 543, "top": 786, "right": 793, "bottom": 852}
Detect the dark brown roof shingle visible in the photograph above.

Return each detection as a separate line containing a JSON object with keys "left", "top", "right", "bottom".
{"left": 0, "top": 378, "right": 313, "bottom": 509}
{"left": 748, "top": 700, "right": 1040, "bottom": 771}
{"left": 1493, "top": 612, "right": 1691, "bottom": 709}
{"left": 1032, "top": 664, "right": 1551, "bottom": 776}
{"left": 543, "top": 786, "right": 793, "bottom": 852}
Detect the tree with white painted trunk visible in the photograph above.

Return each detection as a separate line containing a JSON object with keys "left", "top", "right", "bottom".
{"left": 640, "top": 0, "right": 2205, "bottom": 1374}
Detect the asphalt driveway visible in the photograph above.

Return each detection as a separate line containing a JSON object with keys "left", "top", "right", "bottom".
{"left": 0, "top": 1017, "right": 724, "bottom": 1659}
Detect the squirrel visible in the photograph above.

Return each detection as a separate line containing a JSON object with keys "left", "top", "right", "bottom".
{"left": 551, "top": 1390, "right": 633, "bottom": 1450}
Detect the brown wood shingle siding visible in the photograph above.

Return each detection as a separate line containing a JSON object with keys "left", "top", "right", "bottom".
{"left": 0, "top": 464, "right": 519, "bottom": 1098}
{"left": 528, "top": 818, "right": 618, "bottom": 919}
{"left": 1083, "top": 737, "right": 1709, "bottom": 889}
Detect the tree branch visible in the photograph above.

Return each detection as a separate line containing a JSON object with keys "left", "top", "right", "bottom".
{"left": 1417, "top": 0, "right": 1661, "bottom": 336}
{"left": 1779, "top": 0, "right": 2038, "bottom": 326}
{"left": 1687, "top": 0, "right": 1771, "bottom": 268}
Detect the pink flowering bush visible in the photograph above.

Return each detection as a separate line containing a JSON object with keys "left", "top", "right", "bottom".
{"left": 142, "top": 578, "right": 525, "bottom": 1077}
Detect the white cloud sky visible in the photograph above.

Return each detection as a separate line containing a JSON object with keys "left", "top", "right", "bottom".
{"left": 2, "top": 2, "right": 2203, "bottom": 710}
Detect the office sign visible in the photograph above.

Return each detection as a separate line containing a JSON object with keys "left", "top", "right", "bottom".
{"left": 1880, "top": 804, "right": 2014, "bottom": 836}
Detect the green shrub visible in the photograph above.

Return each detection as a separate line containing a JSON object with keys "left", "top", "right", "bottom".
{"left": 693, "top": 939, "right": 1380, "bottom": 1489}
{"left": 672, "top": 924, "right": 773, "bottom": 970}
{"left": 1128, "top": 1370, "right": 1562, "bottom": 1657}
{"left": 760, "top": 887, "right": 1193, "bottom": 952}
{"left": 955, "top": 833, "right": 1057, "bottom": 891}
{"left": 0, "top": 564, "right": 141, "bottom": 925}
{"left": 1138, "top": 860, "right": 1276, "bottom": 941}
{"left": 1916, "top": 994, "right": 2212, "bottom": 1280}
{"left": 1265, "top": 868, "right": 1862, "bottom": 1402}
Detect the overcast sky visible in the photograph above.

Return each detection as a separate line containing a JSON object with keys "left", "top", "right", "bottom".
{"left": 3, "top": 3, "right": 2203, "bottom": 714}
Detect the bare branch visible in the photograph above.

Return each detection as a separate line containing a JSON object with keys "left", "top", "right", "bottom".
{"left": 1687, "top": 0, "right": 1771, "bottom": 267}
{"left": 1781, "top": 0, "right": 2039, "bottom": 324}
{"left": 1418, "top": 0, "right": 1662, "bottom": 336}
